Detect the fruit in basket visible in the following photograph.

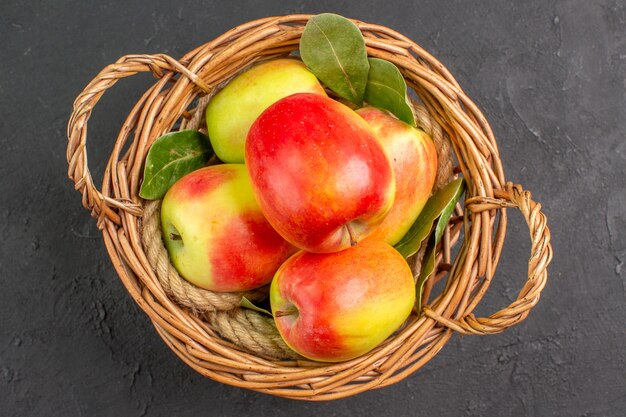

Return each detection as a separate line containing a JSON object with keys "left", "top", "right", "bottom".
{"left": 160, "top": 164, "right": 295, "bottom": 292}
{"left": 245, "top": 93, "right": 396, "bottom": 253}
{"left": 205, "top": 58, "right": 327, "bottom": 163}
{"left": 357, "top": 107, "right": 438, "bottom": 245}
{"left": 270, "top": 239, "right": 415, "bottom": 362}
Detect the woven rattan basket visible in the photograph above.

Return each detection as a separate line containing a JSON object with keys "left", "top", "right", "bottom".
{"left": 66, "top": 15, "right": 552, "bottom": 400}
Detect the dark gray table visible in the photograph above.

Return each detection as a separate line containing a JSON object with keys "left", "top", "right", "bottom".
{"left": 2, "top": 1, "right": 625, "bottom": 416}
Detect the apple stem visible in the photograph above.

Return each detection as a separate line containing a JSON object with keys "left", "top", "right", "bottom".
{"left": 274, "top": 309, "right": 297, "bottom": 318}
{"left": 345, "top": 223, "right": 357, "bottom": 247}
{"left": 170, "top": 233, "right": 183, "bottom": 241}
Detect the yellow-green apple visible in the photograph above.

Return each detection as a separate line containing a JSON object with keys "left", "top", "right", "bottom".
{"left": 205, "top": 58, "right": 327, "bottom": 163}
{"left": 270, "top": 239, "right": 415, "bottom": 362}
{"left": 357, "top": 107, "right": 438, "bottom": 245}
{"left": 245, "top": 93, "right": 396, "bottom": 253}
{"left": 160, "top": 164, "right": 295, "bottom": 292}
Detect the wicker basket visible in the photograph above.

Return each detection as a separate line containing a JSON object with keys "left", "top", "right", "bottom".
{"left": 66, "top": 15, "right": 552, "bottom": 400}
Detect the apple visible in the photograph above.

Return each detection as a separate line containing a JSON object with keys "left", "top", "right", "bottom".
{"left": 205, "top": 58, "right": 327, "bottom": 163}
{"left": 160, "top": 164, "right": 295, "bottom": 292}
{"left": 270, "top": 239, "right": 415, "bottom": 362}
{"left": 357, "top": 107, "right": 438, "bottom": 245}
{"left": 245, "top": 93, "right": 396, "bottom": 253}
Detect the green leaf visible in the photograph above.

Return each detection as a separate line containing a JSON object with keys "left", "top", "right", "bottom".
{"left": 139, "top": 130, "right": 213, "bottom": 200}
{"left": 412, "top": 179, "right": 465, "bottom": 311}
{"left": 300, "top": 13, "right": 369, "bottom": 106}
{"left": 414, "top": 237, "right": 437, "bottom": 312}
{"left": 394, "top": 178, "right": 465, "bottom": 259}
{"left": 239, "top": 296, "right": 272, "bottom": 316}
{"left": 364, "top": 58, "right": 416, "bottom": 126}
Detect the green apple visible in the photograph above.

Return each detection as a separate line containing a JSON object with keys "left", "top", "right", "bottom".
{"left": 357, "top": 107, "right": 438, "bottom": 245}
{"left": 205, "top": 58, "right": 327, "bottom": 163}
{"left": 270, "top": 239, "right": 416, "bottom": 362}
{"left": 160, "top": 164, "right": 295, "bottom": 292}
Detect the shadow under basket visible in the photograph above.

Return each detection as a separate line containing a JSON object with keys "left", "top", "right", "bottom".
{"left": 66, "top": 15, "right": 553, "bottom": 401}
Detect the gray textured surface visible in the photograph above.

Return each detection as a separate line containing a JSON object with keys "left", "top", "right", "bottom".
{"left": 1, "top": 0, "right": 625, "bottom": 416}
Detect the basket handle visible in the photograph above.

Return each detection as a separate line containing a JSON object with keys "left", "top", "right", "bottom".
{"left": 66, "top": 54, "right": 209, "bottom": 228}
{"left": 424, "top": 182, "right": 552, "bottom": 335}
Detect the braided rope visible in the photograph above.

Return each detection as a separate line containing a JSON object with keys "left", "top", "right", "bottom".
{"left": 206, "top": 309, "right": 300, "bottom": 359}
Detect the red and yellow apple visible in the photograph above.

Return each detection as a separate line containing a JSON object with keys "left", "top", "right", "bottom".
{"left": 270, "top": 239, "right": 415, "bottom": 362}
{"left": 245, "top": 93, "right": 396, "bottom": 253}
{"left": 160, "top": 164, "right": 295, "bottom": 292}
{"left": 357, "top": 107, "right": 438, "bottom": 245}
{"left": 205, "top": 58, "right": 327, "bottom": 163}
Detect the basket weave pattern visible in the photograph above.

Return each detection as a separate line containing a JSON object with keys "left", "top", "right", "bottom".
{"left": 66, "top": 15, "right": 552, "bottom": 400}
